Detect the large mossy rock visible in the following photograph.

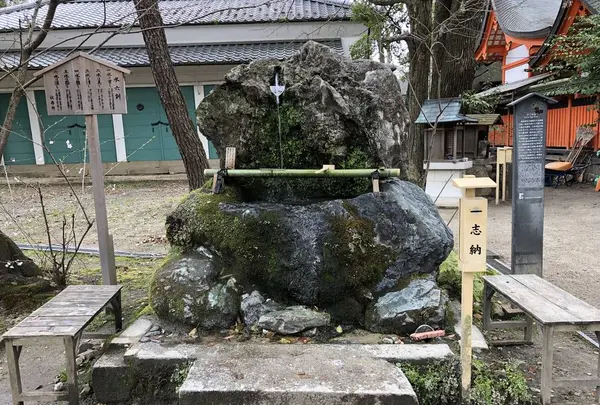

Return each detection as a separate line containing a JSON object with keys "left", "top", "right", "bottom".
{"left": 166, "top": 179, "right": 453, "bottom": 313}
{"left": 150, "top": 249, "right": 240, "bottom": 328}
{"left": 196, "top": 41, "right": 410, "bottom": 201}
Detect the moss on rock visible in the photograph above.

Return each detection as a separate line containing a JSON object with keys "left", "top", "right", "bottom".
{"left": 401, "top": 358, "right": 532, "bottom": 405}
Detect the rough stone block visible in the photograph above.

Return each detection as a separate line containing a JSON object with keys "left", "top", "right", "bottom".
{"left": 92, "top": 348, "right": 134, "bottom": 403}
{"left": 179, "top": 344, "right": 417, "bottom": 405}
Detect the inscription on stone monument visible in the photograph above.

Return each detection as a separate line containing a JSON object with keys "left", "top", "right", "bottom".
{"left": 508, "top": 93, "right": 556, "bottom": 276}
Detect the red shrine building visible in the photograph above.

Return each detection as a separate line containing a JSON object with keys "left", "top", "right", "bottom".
{"left": 476, "top": 0, "right": 600, "bottom": 150}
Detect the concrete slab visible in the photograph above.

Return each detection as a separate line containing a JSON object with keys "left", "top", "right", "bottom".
{"left": 110, "top": 318, "right": 153, "bottom": 346}
{"left": 127, "top": 342, "right": 454, "bottom": 366}
{"left": 179, "top": 344, "right": 418, "bottom": 405}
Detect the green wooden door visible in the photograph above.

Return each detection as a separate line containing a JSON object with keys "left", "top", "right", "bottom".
{"left": 0, "top": 93, "right": 36, "bottom": 165}
{"left": 35, "top": 91, "right": 116, "bottom": 164}
{"left": 122, "top": 87, "right": 163, "bottom": 161}
{"left": 123, "top": 86, "right": 206, "bottom": 162}
{"left": 203, "top": 85, "right": 219, "bottom": 159}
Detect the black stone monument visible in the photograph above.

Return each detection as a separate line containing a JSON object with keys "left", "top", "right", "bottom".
{"left": 507, "top": 93, "right": 556, "bottom": 276}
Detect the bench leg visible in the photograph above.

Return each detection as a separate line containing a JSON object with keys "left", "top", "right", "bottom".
{"left": 64, "top": 336, "right": 79, "bottom": 405}
{"left": 541, "top": 326, "right": 554, "bottom": 405}
{"left": 5, "top": 339, "right": 24, "bottom": 405}
{"left": 596, "top": 331, "right": 600, "bottom": 404}
{"left": 483, "top": 283, "right": 495, "bottom": 331}
{"left": 112, "top": 290, "right": 123, "bottom": 332}
{"left": 524, "top": 316, "right": 534, "bottom": 344}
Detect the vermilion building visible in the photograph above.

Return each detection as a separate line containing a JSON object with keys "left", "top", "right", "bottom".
{"left": 475, "top": 0, "right": 600, "bottom": 150}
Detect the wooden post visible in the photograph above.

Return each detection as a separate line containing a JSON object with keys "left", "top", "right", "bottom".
{"left": 496, "top": 153, "right": 500, "bottom": 206}
{"left": 453, "top": 127, "right": 458, "bottom": 160}
{"left": 453, "top": 175, "right": 496, "bottom": 396}
{"left": 86, "top": 115, "right": 117, "bottom": 285}
{"left": 503, "top": 148, "right": 512, "bottom": 202}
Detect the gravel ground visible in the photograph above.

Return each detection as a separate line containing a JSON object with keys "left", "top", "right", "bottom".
{"left": 1, "top": 181, "right": 599, "bottom": 404}
{"left": 0, "top": 180, "right": 189, "bottom": 255}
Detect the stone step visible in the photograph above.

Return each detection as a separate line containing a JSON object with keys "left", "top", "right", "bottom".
{"left": 125, "top": 341, "right": 454, "bottom": 367}
{"left": 178, "top": 344, "right": 418, "bottom": 405}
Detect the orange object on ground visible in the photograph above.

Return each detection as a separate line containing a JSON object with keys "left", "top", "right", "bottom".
{"left": 545, "top": 161, "right": 573, "bottom": 171}
{"left": 596, "top": 178, "right": 600, "bottom": 192}
{"left": 410, "top": 330, "right": 445, "bottom": 341}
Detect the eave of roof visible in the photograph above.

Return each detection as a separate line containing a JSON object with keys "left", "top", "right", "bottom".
{"left": 465, "top": 114, "right": 504, "bottom": 126}
{"left": 475, "top": 72, "right": 554, "bottom": 98}
{"left": 0, "top": 40, "right": 344, "bottom": 69}
{"left": 491, "top": 0, "right": 562, "bottom": 39}
{"left": 0, "top": 0, "right": 352, "bottom": 32}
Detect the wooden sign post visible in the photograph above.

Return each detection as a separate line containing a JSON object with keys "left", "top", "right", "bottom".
{"left": 34, "top": 52, "right": 130, "bottom": 285}
{"left": 452, "top": 175, "right": 496, "bottom": 395}
{"left": 495, "top": 147, "right": 513, "bottom": 205}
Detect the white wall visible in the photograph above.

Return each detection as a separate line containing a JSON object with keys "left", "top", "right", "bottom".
{"left": 505, "top": 64, "right": 529, "bottom": 83}
{"left": 504, "top": 45, "right": 529, "bottom": 84}
{"left": 505, "top": 45, "right": 528, "bottom": 65}
{"left": 0, "top": 21, "right": 366, "bottom": 51}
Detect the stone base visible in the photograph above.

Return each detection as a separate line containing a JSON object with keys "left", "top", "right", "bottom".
{"left": 93, "top": 342, "right": 455, "bottom": 404}
{"left": 179, "top": 344, "right": 418, "bottom": 405}
{"left": 423, "top": 160, "right": 473, "bottom": 208}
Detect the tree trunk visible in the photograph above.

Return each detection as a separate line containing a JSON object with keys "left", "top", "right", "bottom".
{"left": 133, "top": 0, "right": 209, "bottom": 190}
{"left": 0, "top": 230, "right": 41, "bottom": 277}
{"left": 404, "top": 0, "right": 432, "bottom": 185}
{"left": 435, "top": 0, "right": 485, "bottom": 98}
{"left": 431, "top": 0, "right": 453, "bottom": 98}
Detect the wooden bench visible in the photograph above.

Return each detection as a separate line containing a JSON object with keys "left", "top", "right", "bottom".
{"left": 1, "top": 285, "right": 122, "bottom": 405}
{"left": 482, "top": 274, "right": 600, "bottom": 405}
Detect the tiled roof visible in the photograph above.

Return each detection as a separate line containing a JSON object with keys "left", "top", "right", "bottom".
{"left": 0, "top": 0, "right": 352, "bottom": 31}
{"left": 415, "top": 98, "right": 477, "bottom": 125}
{"left": 583, "top": 0, "right": 600, "bottom": 13}
{"left": 492, "top": 0, "right": 562, "bottom": 38}
{"left": 0, "top": 40, "right": 344, "bottom": 68}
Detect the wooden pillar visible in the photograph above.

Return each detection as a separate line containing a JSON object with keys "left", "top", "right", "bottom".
{"left": 86, "top": 115, "right": 117, "bottom": 285}
{"left": 453, "top": 126, "right": 458, "bottom": 160}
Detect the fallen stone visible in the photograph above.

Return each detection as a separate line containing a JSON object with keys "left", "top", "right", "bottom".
{"left": 111, "top": 318, "right": 153, "bottom": 346}
{"left": 257, "top": 306, "right": 330, "bottom": 334}
{"left": 92, "top": 348, "right": 134, "bottom": 403}
{"left": 240, "top": 291, "right": 284, "bottom": 326}
{"left": 179, "top": 344, "right": 418, "bottom": 405}
{"left": 53, "top": 382, "right": 65, "bottom": 392}
{"left": 449, "top": 300, "right": 489, "bottom": 352}
{"left": 365, "top": 278, "right": 447, "bottom": 334}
